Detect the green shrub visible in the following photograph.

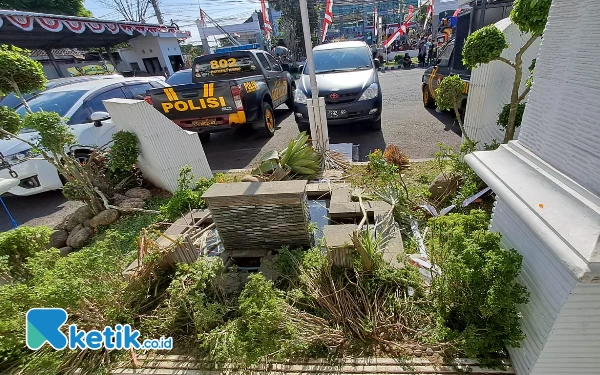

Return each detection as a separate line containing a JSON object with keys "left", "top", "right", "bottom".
{"left": 160, "top": 166, "right": 217, "bottom": 221}
{"left": 497, "top": 103, "right": 526, "bottom": 130}
{"left": 462, "top": 25, "right": 509, "bottom": 69}
{"left": 434, "top": 141, "right": 483, "bottom": 207}
{"left": 0, "top": 226, "right": 52, "bottom": 280}
{"left": 394, "top": 54, "right": 403, "bottom": 62}
{"left": 201, "top": 273, "right": 299, "bottom": 367}
{"left": 427, "top": 210, "right": 529, "bottom": 359}
{"left": 142, "top": 257, "right": 228, "bottom": 340}
{"left": 0, "top": 106, "right": 22, "bottom": 138}
{"left": 107, "top": 131, "right": 139, "bottom": 173}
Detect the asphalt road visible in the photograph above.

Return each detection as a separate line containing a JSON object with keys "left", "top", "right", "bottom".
{"left": 0, "top": 67, "right": 461, "bottom": 232}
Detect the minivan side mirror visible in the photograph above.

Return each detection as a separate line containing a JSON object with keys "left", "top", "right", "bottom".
{"left": 374, "top": 59, "right": 381, "bottom": 69}
{"left": 90, "top": 111, "right": 111, "bottom": 127}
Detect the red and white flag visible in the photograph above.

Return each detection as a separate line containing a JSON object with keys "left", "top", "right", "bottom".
{"left": 321, "top": 0, "right": 333, "bottom": 42}
{"left": 199, "top": 9, "right": 206, "bottom": 27}
{"left": 261, "top": 0, "right": 272, "bottom": 38}
{"left": 373, "top": 6, "right": 378, "bottom": 37}
{"left": 383, "top": 5, "right": 414, "bottom": 48}
{"left": 423, "top": 5, "right": 432, "bottom": 29}
{"left": 452, "top": 7, "right": 461, "bottom": 17}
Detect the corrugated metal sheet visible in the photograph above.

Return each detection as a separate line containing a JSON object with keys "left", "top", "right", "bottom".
{"left": 103, "top": 99, "right": 213, "bottom": 192}
{"left": 463, "top": 18, "right": 540, "bottom": 148}
{"left": 517, "top": 0, "right": 600, "bottom": 197}
{"left": 490, "top": 199, "right": 578, "bottom": 375}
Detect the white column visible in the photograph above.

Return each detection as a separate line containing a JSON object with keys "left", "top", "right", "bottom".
{"left": 465, "top": 1, "right": 600, "bottom": 374}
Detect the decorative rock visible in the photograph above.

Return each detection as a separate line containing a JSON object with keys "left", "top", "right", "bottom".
{"left": 428, "top": 172, "right": 460, "bottom": 202}
{"left": 112, "top": 193, "right": 128, "bottom": 205}
{"left": 241, "top": 175, "right": 260, "bottom": 182}
{"left": 414, "top": 350, "right": 422, "bottom": 357}
{"left": 70, "top": 206, "right": 95, "bottom": 224}
{"left": 90, "top": 209, "right": 120, "bottom": 228}
{"left": 118, "top": 198, "right": 145, "bottom": 209}
{"left": 65, "top": 216, "right": 81, "bottom": 232}
{"left": 83, "top": 219, "right": 93, "bottom": 228}
{"left": 425, "top": 347, "right": 434, "bottom": 355}
{"left": 59, "top": 246, "right": 73, "bottom": 257}
{"left": 66, "top": 224, "right": 84, "bottom": 248}
{"left": 49, "top": 230, "right": 69, "bottom": 249}
{"left": 54, "top": 217, "right": 68, "bottom": 230}
{"left": 67, "top": 227, "right": 94, "bottom": 249}
{"left": 125, "top": 187, "right": 152, "bottom": 201}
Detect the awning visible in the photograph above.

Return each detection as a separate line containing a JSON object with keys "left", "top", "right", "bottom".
{"left": 0, "top": 9, "right": 191, "bottom": 50}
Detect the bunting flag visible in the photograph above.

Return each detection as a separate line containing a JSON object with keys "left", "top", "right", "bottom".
{"left": 383, "top": 5, "right": 414, "bottom": 48}
{"left": 85, "top": 22, "right": 105, "bottom": 33}
{"left": 261, "top": 0, "right": 272, "bottom": 38}
{"left": 321, "top": 0, "right": 333, "bottom": 42}
{"left": 373, "top": 6, "right": 378, "bottom": 37}
{"left": 36, "top": 17, "right": 63, "bottom": 32}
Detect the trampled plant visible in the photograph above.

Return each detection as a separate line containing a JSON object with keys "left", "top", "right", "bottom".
{"left": 427, "top": 210, "right": 529, "bottom": 359}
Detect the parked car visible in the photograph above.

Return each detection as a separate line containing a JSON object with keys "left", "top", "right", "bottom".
{"left": 0, "top": 76, "right": 168, "bottom": 196}
{"left": 0, "top": 74, "right": 124, "bottom": 109}
{"left": 294, "top": 41, "right": 382, "bottom": 132}
{"left": 165, "top": 69, "right": 192, "bottom": 86}
{"left": 145, "top": 49, "right": 295, "bottom": 142}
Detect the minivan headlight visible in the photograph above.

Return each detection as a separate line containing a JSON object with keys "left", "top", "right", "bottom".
{"left": 358, "top": 83, "right": 379, "bottom": 101}
{"left": 6, "top": 148, "right": 38, "bottom": 165}
{"left": 294, "top": 88, "right": 307, "bottom": 104}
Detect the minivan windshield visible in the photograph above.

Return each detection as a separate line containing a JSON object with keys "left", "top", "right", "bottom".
{"left": 305, "top": 46, "right": 373, "bottom": 74}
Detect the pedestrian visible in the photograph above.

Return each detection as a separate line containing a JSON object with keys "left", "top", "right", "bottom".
{"left": 427, "top": 42, "right": 434, "bottom": 66}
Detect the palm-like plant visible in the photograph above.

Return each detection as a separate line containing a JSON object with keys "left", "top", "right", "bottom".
{"left": 252, "top": 132, "right": 321, "bottom": 180}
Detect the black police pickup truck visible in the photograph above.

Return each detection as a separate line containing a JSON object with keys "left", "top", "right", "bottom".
{"left": 145, "top": 50, "right": 295, "bottom": 141}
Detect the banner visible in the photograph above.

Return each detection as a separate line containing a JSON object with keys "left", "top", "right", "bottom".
{"left": 373, "top": 6, "right": 378, "bottom": 37}
{"left": 321, "top": 0, "right": 333, "bottom": 42}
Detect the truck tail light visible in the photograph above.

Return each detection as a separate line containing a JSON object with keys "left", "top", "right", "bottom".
{"left": 144, "top": 95, "right": 153, "bottom": 105}
{"left": 231, "top": 85, "right": 243, "bottom": 111}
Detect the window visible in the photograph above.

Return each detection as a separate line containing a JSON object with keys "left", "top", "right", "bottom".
{"left": 193, "top": 54, "right": 258, "bottom": 78}
{"left": 166, "top": 70, "right": 192, "bottom": 86}
{"left": 68, "top": 87, "right": 127, "bottom": 125}
{"left": 15, "top": 90, "right": 87, "bottom": 118}
{"left": 265, "top": 54, "right": 282, "bottom": 72}
{"left": 305, "top": 47, "right": 372, "bottom": 74}
{"left": 126, "top": 82, "right": 153, "bottom": 99}
{"left": 256, "top": 53, "right": 271, "bottom": 70}
{"left": 130, "top": 62, "right": 140, "bottom": 71}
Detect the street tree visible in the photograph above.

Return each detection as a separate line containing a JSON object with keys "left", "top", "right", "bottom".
{"left": 435, "top": 74, "right": 470, "bottom": 140}
{"left": 0, "top": 0, "right": 92, "bottom": 17}
{"left": 462, "top": 0, "right": 552, "bottom": 143}
{"left": 269, "top": 0, "right": 320, "bottom": 57}
{"left": 97, "top": 0, "right": 152, "bottom": 22}
{"left": 0, "top": 46, "right": 104, "bottom": 214}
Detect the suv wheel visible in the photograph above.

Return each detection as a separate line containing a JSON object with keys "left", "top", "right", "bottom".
{"left": 285, "top": 85, "right": 295, "bottom": 110}
{"left": 422, "top": 85, "right": 435, "bottom": 108}
{"left": 256, "top": 102, "right": 275, "bottom": 137}
{"left": 370, "top": 118, "right": 382, "bottom": 131}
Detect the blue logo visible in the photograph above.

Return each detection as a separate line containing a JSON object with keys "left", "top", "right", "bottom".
{"left": 26, "top": 308, "right": 172, "bottom": 351}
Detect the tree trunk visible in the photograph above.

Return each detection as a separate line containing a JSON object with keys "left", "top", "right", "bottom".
{"left": 9, "top": 80, "right": 32, "bottom": 114}
{"left": 503, "top": 59, "right": 523, "bottom": 143}
{"left": 454, "top": 105, "right": 469, "bottom": 141}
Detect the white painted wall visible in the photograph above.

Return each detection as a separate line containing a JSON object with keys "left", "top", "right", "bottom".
{"left": 118, "top": 35, "right": 183, "bottom": 75}
{"left": 465, "top": 0, "right": 600, "bottom": 374}
{"left": 103, "top": 99, "right": 213, "bottom": 192}
{"left": 463, "top": 18, "right": 540, "bottom": 148}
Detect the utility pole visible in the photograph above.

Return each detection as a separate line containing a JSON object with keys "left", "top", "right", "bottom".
{"left": 150, "top": 0, "right": 165, "bottom": 24}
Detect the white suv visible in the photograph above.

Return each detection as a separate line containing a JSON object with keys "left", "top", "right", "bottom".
{"left": 0, "top": 76, "right": 167, "bottom": 196}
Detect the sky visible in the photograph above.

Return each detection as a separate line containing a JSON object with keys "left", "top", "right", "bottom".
{"left": 83, "top": 0, "right": 263, "bottom": 45}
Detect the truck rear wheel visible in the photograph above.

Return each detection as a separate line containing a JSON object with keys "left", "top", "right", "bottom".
{"left": 422, "top": 85, "right": 435, "bottom": 108}
{"left": 256, "top": 102, "right": 275, "bottom": 137}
